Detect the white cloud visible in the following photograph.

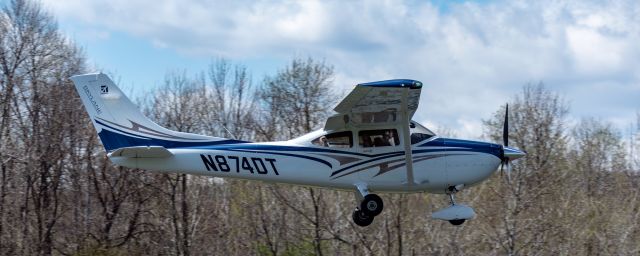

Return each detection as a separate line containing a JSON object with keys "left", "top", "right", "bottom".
{"left": 43, "top": 0, "right": 640, "bottom": 139}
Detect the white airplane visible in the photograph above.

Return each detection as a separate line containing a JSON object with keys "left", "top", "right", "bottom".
{"left": 71, "top": 73, "right": 525, "bottom": 227}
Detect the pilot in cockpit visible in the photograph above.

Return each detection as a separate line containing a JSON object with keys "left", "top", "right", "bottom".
{"left": 362, "top": 136, "right": 373, "bottom": 147}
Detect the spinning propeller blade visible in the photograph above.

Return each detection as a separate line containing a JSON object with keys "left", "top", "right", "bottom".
{"left": 501, "top": 104, "right": 511, "bottom": 181}
{"left": 503, "top": 104, "right": 508, "bottom": 147}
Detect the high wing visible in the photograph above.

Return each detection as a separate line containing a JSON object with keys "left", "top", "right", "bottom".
{"left": 326, "top": 79, "right": 423, "bottom": 185}
{"left": 325, "top": 79, "right": 422, "bottom": 131}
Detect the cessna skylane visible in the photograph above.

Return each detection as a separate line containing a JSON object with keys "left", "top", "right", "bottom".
{"left": 71, "top": 73, "right": 525, "bottom": 227}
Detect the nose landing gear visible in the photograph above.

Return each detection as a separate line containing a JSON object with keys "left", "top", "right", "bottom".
{"left": 431, "top": 184, "right": 476, "bottom": 226}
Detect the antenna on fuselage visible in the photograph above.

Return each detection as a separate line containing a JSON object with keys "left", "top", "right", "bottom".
{"left": 221, "top": 122, "right": 237, "bottom": 140}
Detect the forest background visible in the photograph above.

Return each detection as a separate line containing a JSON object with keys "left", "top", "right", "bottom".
{"left": 1, "top": 0, "right": 639, "bottom": 255}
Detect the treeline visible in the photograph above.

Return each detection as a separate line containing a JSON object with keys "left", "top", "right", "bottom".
{"left": 1, "top": 0, "right": 639, "bottom": 255}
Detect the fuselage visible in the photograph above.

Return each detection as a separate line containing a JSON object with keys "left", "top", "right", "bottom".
{"left": 111, "top": 136, "right": 504, "bottom": 194}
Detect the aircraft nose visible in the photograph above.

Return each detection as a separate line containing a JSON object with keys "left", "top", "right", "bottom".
{"left": 503, "top": 146, "right": 526, "bottom": 160}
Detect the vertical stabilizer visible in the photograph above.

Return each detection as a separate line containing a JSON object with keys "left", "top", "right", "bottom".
{"left": 70, "top": 73, "right": 240, "bottom": 151}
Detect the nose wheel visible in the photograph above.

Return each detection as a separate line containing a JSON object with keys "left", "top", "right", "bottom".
{"left": 431, "top": 184, "right": 476, "bottom": 226}
{"left": 449, "top": 219, "right": 465, "bottom": 225}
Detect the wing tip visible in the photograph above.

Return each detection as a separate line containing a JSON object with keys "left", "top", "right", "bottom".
{"left": 358, "top": 79, "right": 422, "bottom": 89}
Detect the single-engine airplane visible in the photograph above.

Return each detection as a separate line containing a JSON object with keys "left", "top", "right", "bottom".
{"left": 71, "top": 73, "right": 525, "bottom": 227}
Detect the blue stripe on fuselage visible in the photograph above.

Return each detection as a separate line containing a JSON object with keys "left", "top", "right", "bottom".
{"left": 98, "top": 129, "right": 246, "bottom": 151}
{"left": 95, "top": 119, "right": 247, "bottom": 151}
{"left": 418, "top": 138, "right": 502, "bottom": 159}
{"left": 98, "top": 122, "right": 502, "bottom": 173}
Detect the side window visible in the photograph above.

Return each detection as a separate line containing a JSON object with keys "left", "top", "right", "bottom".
{"left": 359, "top": 129, "right": 400, "bottom": 148}
{"left": 312, "top": 131, "right": 353, "bottom": 148}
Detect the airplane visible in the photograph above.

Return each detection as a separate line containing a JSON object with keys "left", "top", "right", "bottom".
{"left": 70, "top": 73, "right": 525, "bottom": 227}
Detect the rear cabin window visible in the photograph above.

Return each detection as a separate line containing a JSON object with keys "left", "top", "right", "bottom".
{"left": 359, "top": 129, "right": 400, "bottom": 148}
{"left": 312, "top": 131, "right": 353, "bottom": 148}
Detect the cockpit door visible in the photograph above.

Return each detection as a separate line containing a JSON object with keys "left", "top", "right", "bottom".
{"left": 354, "top": 128, "right": 404, "bottom": 182}
{"left": 356, "top": 128, "right": 401, "bottom": 155}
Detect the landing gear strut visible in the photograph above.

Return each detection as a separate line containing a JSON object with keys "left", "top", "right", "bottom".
{"left": 352, "top": 184, "right": 384, "bottom": 227}
{"left": 431, "top": 184, "right": 476, "bottom": 226}
{"left": 446, "top": 186, "right": 465, "bottom": 225}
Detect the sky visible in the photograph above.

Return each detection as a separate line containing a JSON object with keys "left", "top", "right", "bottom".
{"left": 37, "top": 0, "right": 640, "bottom": 139}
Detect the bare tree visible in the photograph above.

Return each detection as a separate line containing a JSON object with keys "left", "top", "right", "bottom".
{"left": 255, "top": 57, "right": 339, "bottom": 256}
{"left": 205, "top": 58, "right": 256, "bottom": 140}
{"left": 2, "top": 1, "right": 640, "bottom": 254}
{"left": 141, "top": 60, "right": 257, "bottom": 255}
{"left": 482, "top": 83, "right": 570, "bottom": 255}
{"left": 0, "top": 1, "right": 86, "bottom": 255}
{"left": 257, "top": 57, "right": 335, "bottom": 141}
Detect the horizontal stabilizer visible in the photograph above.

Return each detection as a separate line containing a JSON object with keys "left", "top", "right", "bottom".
{"left": 108, "top": 146, "right": 173, "bottom": 158}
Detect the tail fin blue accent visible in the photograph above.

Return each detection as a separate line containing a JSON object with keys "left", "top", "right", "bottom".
{"left": 70, "top": 73, "right": 244, "bottom": 151}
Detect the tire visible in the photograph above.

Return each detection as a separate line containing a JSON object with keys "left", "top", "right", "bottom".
{"left": 449, "top": 219, "right": 466, "bottom": 226}
{"left": 360, "top": 194, "right": 384, "bottom": 216}
{"left": 352, "top": 209, "right": 374, "bottom": 227}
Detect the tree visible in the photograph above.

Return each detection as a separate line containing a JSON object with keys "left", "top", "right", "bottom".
{"left": 256, "top": 57, "right": 335, "bottom": 141}
{"left": 0, "top": 0, "right": 86, "bottom": 254}
{"left": 482, "top": 82, "right": 570, "bottom": 255}
{"left": 566, "top": 118, "right": 633, "bottom": 254}
{"left": 141, "top": 59, "right": 258, "bottom": 256}
{"left": 256, "top": 57, "right": 338, "bottom": 255}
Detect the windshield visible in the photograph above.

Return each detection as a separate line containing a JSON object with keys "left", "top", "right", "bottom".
{"left": 410, "top": 121, "right": 436, "bottom": 144}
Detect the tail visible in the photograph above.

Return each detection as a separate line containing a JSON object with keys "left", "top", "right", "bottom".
{"left": 70, "top": 73, "right": 243, "bottom": 152}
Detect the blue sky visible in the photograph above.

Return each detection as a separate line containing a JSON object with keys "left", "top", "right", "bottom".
{"left": 40, "top": 0, "right": 639, "bottom": 139}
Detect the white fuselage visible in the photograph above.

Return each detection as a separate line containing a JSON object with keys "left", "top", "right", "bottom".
{"left": 110, "top": 136, "right": 503, "bottom": 194}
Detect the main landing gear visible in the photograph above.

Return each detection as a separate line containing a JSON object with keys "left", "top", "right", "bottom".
{"left": 431, "top": 184, "right": 476, "bottom": 226}
{"left": 352, "top": 184, "right": 384, "bottom": 227}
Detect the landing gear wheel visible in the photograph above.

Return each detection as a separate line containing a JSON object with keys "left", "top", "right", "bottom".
{"left": 352, "top": 209, "right": 374, "bottom": 227}
{"left": 360, "top": 194, "right": 384, "bottom": 216}
{"left": 449, "top": 219, "right": 465, "bottom": 226}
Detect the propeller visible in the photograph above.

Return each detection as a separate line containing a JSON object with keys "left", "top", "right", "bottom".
{"left": 500, "top": 104, "right": 512, "bottom": 181}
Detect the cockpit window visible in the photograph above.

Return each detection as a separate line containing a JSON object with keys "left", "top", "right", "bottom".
{"left": 312, "top": 131, "right": 353, "bottom": 148}
{"left": 359, "top": 129, "right": 400, "bottom": 148}
{"left": 410, "top": 121, "right": 436, "bottom": 144}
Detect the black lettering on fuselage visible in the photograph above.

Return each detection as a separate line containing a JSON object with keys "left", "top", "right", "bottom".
{"left": 251, "top": 157, "right": 267, "bottom": 174}
{"left": 200, "top": 154, "right": 218, "bottom": 171}
{"left": 265, "top": 158, "right": 279, "bottom": 175}
{"left": 199, "top": 154, "right": 279, "bottom": 175}
{"left": 241, "top": 157, "right": 254, "bottom": 173}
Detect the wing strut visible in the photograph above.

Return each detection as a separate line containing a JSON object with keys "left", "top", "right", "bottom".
{"left": 401, "top": 87, "right": 415, "bottom": 186}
